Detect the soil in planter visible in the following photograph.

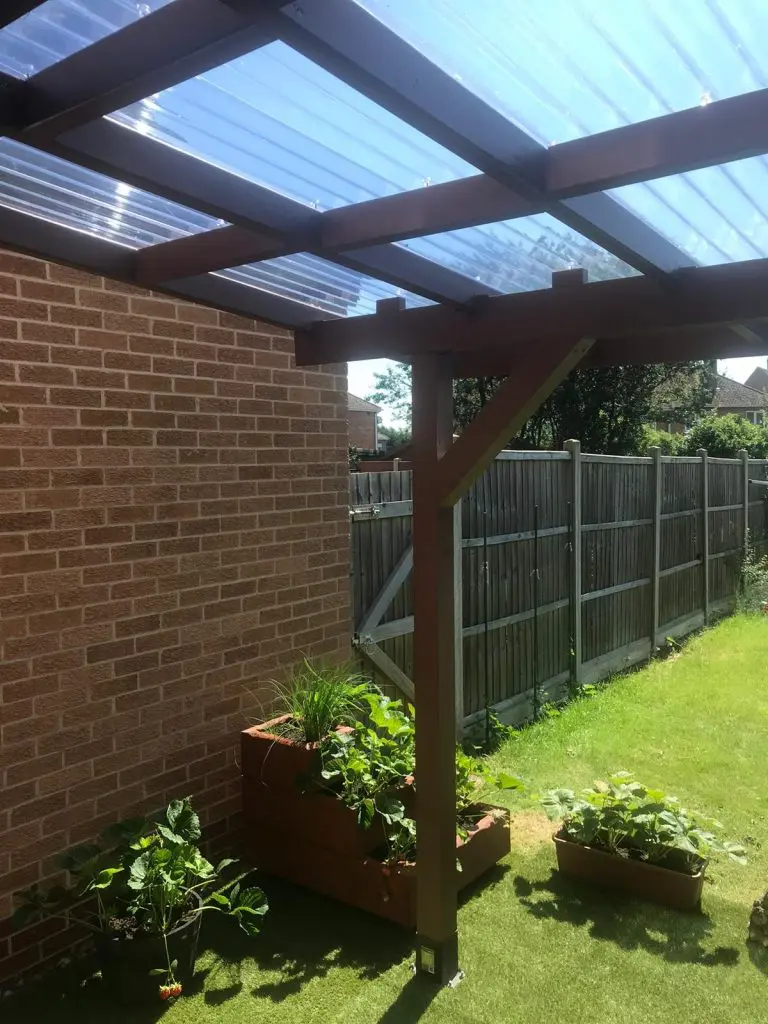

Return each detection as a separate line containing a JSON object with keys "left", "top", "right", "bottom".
{"left": 267, "top": 717, "right": 309, "bottom": 743}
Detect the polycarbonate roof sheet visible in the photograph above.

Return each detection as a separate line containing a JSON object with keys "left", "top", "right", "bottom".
{"left": 359, "top": 0, "right": 768, "bottom": 270}
{"left": 0, "top": 138, "right": 221, "bottom": 248}
{"left": 400, "top": 213, "right": 637, "bottom": 293}
{"left": 612, "top": 157, "right": 768, "bottom": 267}
{"left": 110, "top": 40, "right": 478, "bottom": 212}
{"left": 218, "top": 254, "right": 434, "bottom": 318}
{"left": 0, "top": 0, "right": 174, "bottom": 78}
{"left": 357, "top": 0, "right": 767, "bottom": 144}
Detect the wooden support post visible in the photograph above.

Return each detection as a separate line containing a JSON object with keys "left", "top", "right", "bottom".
{"left": 739, "top": 448, "right": 750, "bottom": 563}
{"left": 650, "top": 447, "right": 662, "bottom": 646}
{"left": 698, "top": 449, "right": 710, "bottom": 624}
{"left": 411, "top": 351, "right": 461, "bottom": 985}
{"left": 453, "top": 497, "right": 465, "bottom": 741}
{"left": 564, "top": 439, "right": 582, "bottom": 686}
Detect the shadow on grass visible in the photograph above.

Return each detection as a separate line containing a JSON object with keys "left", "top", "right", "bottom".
{"left": 200, "top": 874, "right": 413, "bottom": 1005}
{"left": 1, "top": 874, "right": 414, "bottom": 1022}
{"left": 748, "top": 943, "right": 768, "bottom": 975}
{"left": 515, "top": 871, "right": 740, "bottom": 967}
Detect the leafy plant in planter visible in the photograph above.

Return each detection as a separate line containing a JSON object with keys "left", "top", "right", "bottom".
{"left": 542, "top": 772, "right": 747, "bottom": 873}
{"left": 13, "top": 798, "right": 267, "bottom": 1002}
{"left": 319, "top": 692, "right": 523, "bottom": 863}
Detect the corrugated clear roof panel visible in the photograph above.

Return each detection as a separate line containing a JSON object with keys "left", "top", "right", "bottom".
{"left": 0, "top": 0, "right": 174, "bottom": 78}
{"left": 400, "top": 214, "right": 636, "bottom": 293}
{"left": 359, "top": 0, "right": 768, "bottom": 271}
{"left": 612, "top": 157, "right": 768, "bottom": 266}
{"left": 357, "top": 0, "right": 768, "bottom": 143}
{"left": 110, "top": 40, "right": 477, "bottom": 212}
{"left": 0, "top": 138, "right": 220, "bottom": 247}
{"left": 218, "top": 254, "right": 434, "bottom": 318}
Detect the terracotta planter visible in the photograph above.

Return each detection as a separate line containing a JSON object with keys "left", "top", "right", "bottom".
{"left": 241, "top": 715, "right": 320, "bottom": 790}
{"left": 242, "top": 804, "right": 510, "bottom": 928}
{"left": 553, "top": 832, "right": 705, "bottom": 910}
{"left": 242, "top": 777, "right": 416, "bottom": 856}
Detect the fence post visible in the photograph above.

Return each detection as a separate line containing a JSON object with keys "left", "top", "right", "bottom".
{"left": 650, "top": 447, "right": 662, "bottom": 648}
{"left": 564, "top": 439, "right": 582, "bottom": 686}
{"left": 739, "top": 448, "right": 750, "bottom": 564}
{"left": 453, "top": 498, "right": 464, "bottom": 740}
{"left": 697, "top": 448, "right": 710, "bottom": 624}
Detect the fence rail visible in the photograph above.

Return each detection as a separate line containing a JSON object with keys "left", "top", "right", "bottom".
{"left": 350, "top": 447, "right": 768, "bottom": 731}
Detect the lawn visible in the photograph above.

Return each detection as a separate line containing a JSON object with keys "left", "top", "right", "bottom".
{"left": 5, "top": 615, "right": 768, "bottom": 1023}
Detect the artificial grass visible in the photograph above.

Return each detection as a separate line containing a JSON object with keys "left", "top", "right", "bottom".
{"left": 5, "top": 615, "right": 768, "bottom": 1023}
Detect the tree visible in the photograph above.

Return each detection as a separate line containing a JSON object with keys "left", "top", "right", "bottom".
{"left": 366, "top": 363, "right": 412, "bottom": 427}
{"left": 378, "top": 424, "right": 412, "bottom": 448}
{"left": 677, "top": 415, "right": 768, "bottom": 459}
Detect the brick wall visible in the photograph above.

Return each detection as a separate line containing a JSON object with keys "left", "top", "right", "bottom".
{"left": 348, "top": 408, "right": 376, "bottom": 450}
{"left": 0, "top": 249, "right": 351, "bottom": 982}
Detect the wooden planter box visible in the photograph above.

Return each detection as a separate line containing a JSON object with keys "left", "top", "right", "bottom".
{"left": 553, "top": 832, "right": 705, "bottom": 910}
{"left": 242, "top": 804, "right": 510, "bottom": 928}
{"left": 241, "top": 715, "right": 320, "bottom": 790}
{"left": 242, "top": 777, "right": 416, "bottom": 857}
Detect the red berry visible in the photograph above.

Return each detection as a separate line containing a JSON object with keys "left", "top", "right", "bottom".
{"left": 170, "top": 982, "right": 183, "bottom": 998}
{"left": 159, "top": 984, "right": 171, "bottom": 1001}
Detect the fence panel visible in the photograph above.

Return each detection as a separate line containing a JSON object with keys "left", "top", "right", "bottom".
{"left": 351, "top": 447, "right": 767, "bottom": 729}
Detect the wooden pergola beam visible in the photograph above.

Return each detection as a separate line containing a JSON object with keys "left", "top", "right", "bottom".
{"left": 294, "top": 257, "right": 768, "bottom": 365}
{"left": 545, "top": 87, "right": 768, "bottom": 197}
{"left": 135, "top": 174, "right": 532, "bottom": 285}
{"left": 452, "top": 325, "right": 768, "bottom": 378}
{"left": 6, "top": 0, "right": 274, "bottom": 142}
{"left": 435, "top": 339, "right": 594, "bottom": 506}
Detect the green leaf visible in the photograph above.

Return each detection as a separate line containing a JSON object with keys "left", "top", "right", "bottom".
{"left": 149, "top": 968, "right": 167, "bottom": 977}
{"left": 165, "top": 798, "right": 201, "bottom": 842}
{"left": 496, "top": 772, "right": 524, "bottom": 791}
{"left": 157, "top": 823, "right": 184, "bottom": 845}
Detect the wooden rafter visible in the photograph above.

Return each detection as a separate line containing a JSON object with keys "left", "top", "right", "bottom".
{"left": 294, "top": 258, "right": 768, "bottom": 366}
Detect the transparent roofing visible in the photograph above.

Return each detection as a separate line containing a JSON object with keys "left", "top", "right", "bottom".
{"left": 110, "top": 41, "right": 478, "bottom": 212}
{"left": 0, "top": 0, "right": 174, "bottom": 78}
{"left": 0, "top": 138, "right": 221, "bottom": 248}
{"left": 218, "top": 254, "right": 433, "bottom": 319}
{"left": 358, "top": 0, "right": 768, "bottom": 270}
{"left": 399, "top": 213, "right": 637, "bottom": 293}
{"left": 356, "top": 0, "right": 767, "bottom": 144}
{"left": 612, "top": 157, "right": 768, "bottom": 266}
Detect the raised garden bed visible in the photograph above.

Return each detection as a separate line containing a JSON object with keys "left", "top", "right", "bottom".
{"left": 553, "top": 832, "right": 705, "bottom": 911}
{"left": 241, "top": 715, "right": 322, "bottom": 790}
{"left": 242, "top": 804, "right": 510, "bottom": 928}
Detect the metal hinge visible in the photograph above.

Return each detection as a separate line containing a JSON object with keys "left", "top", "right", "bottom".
{"left": 349, "top": 504, "right": 381, "bottom": 521}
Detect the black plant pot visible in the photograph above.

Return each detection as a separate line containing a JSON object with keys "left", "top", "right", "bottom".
{"left": 96, "top": 901, "right": 202, "bottom": 1004}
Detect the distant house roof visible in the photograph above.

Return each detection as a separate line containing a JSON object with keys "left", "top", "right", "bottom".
{"left": 348, "top": 393, "right": 381, "bottom": 413}
{"left": 745, "top": 366, "right": 768, "bottom": 393}
{"left": 714, "top": 374, "right": 768, "bottom": 410}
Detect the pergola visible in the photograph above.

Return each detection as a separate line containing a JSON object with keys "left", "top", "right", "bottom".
{"left": 3, "top": 0, "right": 768, "bottom": 985}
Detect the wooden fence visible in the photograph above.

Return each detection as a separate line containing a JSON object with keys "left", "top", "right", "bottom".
{"left": 350, "top": 447, "right": 768, "bottom": 731}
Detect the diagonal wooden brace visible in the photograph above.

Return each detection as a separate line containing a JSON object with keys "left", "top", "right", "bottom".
{"left": 434, "top": 336, "right": 594, "bottom": 507}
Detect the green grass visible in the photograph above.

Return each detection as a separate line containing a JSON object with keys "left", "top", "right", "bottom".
{"left": 6, "top": 615, "right": 768, "bottom": 1022}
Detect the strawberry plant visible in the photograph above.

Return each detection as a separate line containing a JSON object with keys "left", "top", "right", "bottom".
{"left": 13, "top": 797, "right": 268, "bottom": 999}
{"left": 542, "top": 772, "right": 747, "bottom": 874}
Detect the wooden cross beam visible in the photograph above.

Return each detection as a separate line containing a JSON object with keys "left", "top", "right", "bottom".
{"left": 293, "top": 257, "right": 768, "bottom": 366}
